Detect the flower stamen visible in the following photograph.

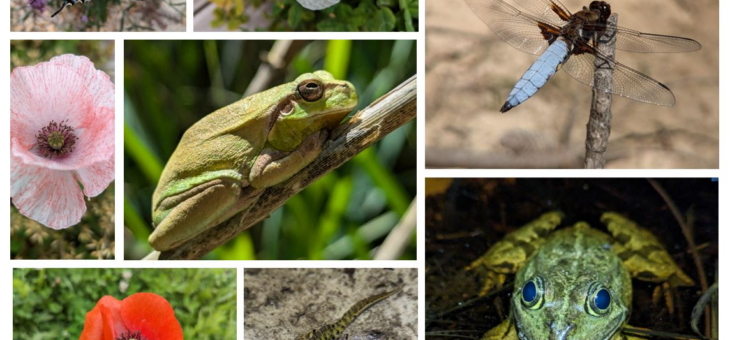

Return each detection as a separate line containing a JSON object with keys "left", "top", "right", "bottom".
{"left": 116, "top": 330, "right": 148, "bottom": 340}
{"left": 35, "top": 120, "right": 77, "bottom": 158}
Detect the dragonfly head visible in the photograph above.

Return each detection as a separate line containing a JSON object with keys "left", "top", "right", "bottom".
{"left": 589, "top": 1, "right": 612, "bottom": 24}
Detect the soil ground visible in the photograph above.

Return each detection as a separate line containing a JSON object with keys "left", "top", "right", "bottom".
{"left": 244, "top": 268, "right": 418, "bottom": 340}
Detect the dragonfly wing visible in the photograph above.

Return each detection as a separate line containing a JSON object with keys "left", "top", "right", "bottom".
{"left": 614, "top": 27, "right": 702, "bottom": 53}
{"left": 512, "top": 0, "right": 572, "bottom": 23}
{"left": 465, "top": 0, "right": 558, "bottom": 55}
{"left": 561, "top": 50, "right": 676, "bottom": 106}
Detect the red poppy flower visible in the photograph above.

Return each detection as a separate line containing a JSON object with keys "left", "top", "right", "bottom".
{"left": 79, "top": 293, "right": 183, "bottom": 340}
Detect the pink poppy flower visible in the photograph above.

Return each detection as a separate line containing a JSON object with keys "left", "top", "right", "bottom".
{"left": 11, "top": 54, "right": 115, "bottom": 229}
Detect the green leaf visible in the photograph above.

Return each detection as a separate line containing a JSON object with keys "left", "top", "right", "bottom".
{"left": 288, "top": 3, "right": 304, "bottom": 29}
{"left": 316, "top": 19, "right": 350, "bottom": 31}
{"left": 364, "top": 7, "right": 396, "bottom": 31}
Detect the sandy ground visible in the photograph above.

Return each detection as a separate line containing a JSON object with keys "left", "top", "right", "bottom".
{"left": 426, "top": 0, "right": 719, "bottom": 168}
{"left": 244, "top": 268, "right": 418, "bottom": 340}
{"left": 11, "top": 0, "right": 185, "bottom": 31}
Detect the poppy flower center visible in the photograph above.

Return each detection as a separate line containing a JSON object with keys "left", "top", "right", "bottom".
{"left": 35, "top": 120, "right": 77, "bottom": 158}
{"left": 116, "top": 330, "right": 148, "bottom": 340}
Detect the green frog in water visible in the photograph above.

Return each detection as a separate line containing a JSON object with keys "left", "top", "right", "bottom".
{"left": 466, "top": 212, "right": 694, "bottom": 340}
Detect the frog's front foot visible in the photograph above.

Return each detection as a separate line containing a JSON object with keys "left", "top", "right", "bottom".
{"left": 481, "top": 319, "right": 518, "bottom": 340}
{"left": 250, "top": 130, "right": 328, "bottom": 188}
{"left": 465, "top": 262, "right": 508, "bottom": 297}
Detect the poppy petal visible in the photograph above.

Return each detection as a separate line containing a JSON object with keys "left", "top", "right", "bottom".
{"left": 48, "top": 55, "right": 114, "bottom": 110}
{"left": 11, "top": 159, "right": 85, "bottom": 229}
{"left": 121, "top": 293, "right": 183, "bottom": 340}
{"left": 80, "top": 296, "right": 124, "bottom": 340}
{"left": 75, "top": 158, "right": 114, "bottom": 198}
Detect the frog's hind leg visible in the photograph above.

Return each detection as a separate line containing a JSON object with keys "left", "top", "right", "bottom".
{"left": 150, "top": 178, "right": 244, "bottom": 251}
{"left": 466, "top": 212, "right": 562, "bottom": 296}
{"left": 481, "top": 319, "right": 518, "bottom": 340}
{"left": 602, "top": 212, "right": 695, "bottom": 314}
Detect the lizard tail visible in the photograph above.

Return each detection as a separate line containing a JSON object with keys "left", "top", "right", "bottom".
{"left": 335, "top": 285, "right": 404, "bottom": 332}
{"left": 296, "top": 285, "right": 404, "bottom": 340}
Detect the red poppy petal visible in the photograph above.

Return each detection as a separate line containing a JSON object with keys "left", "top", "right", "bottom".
{"left": 98, "top": 296, "right": 125, "bottom": 339}
{"left": 121, "top": 293, "right": 183, "bottom": 340}
{"left": 80, "top": 296, "right": 124, "bottom": 340}
{"left": 79, "top": 306, "right": 103, "bottom": 340}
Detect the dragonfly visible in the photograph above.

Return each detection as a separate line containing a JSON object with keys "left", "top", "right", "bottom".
{"left": 464, "top": 0, "right": 701, "bottom": 112}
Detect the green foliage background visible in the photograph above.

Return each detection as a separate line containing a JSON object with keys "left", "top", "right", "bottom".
{"left": 124, "top": 40, "right": 417, "bottom": 260}
{"left": 13, "top": 268, "right": 237, "bottom": 339}
{"left": 210, "top": 0, "right": 418, "bottom": 31}
{"left": 10, "top": 40, "right": 115, "bottom": 260}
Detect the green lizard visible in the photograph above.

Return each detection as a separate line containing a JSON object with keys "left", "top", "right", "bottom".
{"left": 295, "top": 285, "right": 404, "bottom": 340}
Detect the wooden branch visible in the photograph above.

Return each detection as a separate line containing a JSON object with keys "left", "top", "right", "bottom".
{"left": 146, "top": 75, "right": 418, "bottom": 260}
{"left": 243, "top": 40, "right": 307, "bottom": 97}
{"left": 584, "top": 13, "right": 618, "bottom": 169}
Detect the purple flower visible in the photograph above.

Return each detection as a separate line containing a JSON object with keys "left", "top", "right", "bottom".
{"left": 29, "top": 0, "right": 48, "bottom": 11}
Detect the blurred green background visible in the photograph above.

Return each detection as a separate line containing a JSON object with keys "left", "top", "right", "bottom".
{"left": 10, "top": 40, "right": 115, "bottom": 260}
{"left": 13, "top": 268, "right": 236, "bottom": 339}
{"left": 124, "top": 40, "right": 417, "bottom": 260}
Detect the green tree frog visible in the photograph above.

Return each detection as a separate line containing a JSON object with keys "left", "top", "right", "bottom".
{"left": 149, "top": 71, "right": 358, "bottom": 251}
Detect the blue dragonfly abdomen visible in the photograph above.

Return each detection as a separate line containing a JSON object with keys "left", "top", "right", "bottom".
{"left": 500, "top": 39, "right": 571, "bottom": 113}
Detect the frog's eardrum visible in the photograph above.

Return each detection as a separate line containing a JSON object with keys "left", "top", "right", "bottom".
{"left": 297, "top": 0, "right": 340, "bottom": 10}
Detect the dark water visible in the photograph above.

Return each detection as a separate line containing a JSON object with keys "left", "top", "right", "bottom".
{"left": 425, "top": 178, "right": 718, "bottom": 339}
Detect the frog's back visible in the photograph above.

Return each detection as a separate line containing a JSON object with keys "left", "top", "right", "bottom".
{"left": 155, "top": 88, "right": 283, "bottom": 199}
{"left": 532, "top": 224, "right": 615, "bottom": 272}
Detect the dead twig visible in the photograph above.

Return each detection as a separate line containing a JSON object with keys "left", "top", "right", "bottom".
{"left": 647, "top": 179, "right": 711, "bottom": 337}
{"left": 584, "top": 13, "right": 617, "bottom": 169}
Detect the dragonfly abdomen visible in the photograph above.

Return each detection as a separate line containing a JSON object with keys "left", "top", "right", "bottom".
{"left": 501, "top": 39, "right": 570, "bottom": 112}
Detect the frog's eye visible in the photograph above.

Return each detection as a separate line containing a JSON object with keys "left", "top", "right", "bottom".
{"left": 520, "top": 276, "right": 545, "bottom": 310}
{"left": 298, "top": 80, "right": 324, "bottom": 102}
{"left": 585, "top": 282, "right": 612, "bottom": 316}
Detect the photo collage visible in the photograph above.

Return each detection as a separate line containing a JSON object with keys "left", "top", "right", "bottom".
{"left": 7, "top": 0, "right": 722, "bottom": 339}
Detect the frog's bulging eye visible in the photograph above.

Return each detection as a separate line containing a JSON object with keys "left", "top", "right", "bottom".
{"left": 585, "top": 282, "right": 612, "bottom": 316}
{"left": 298, "top": 80, "right": 324, "bottom": 102}
{"left": 520, "top": 276, "right": 545, "bottom": 310}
